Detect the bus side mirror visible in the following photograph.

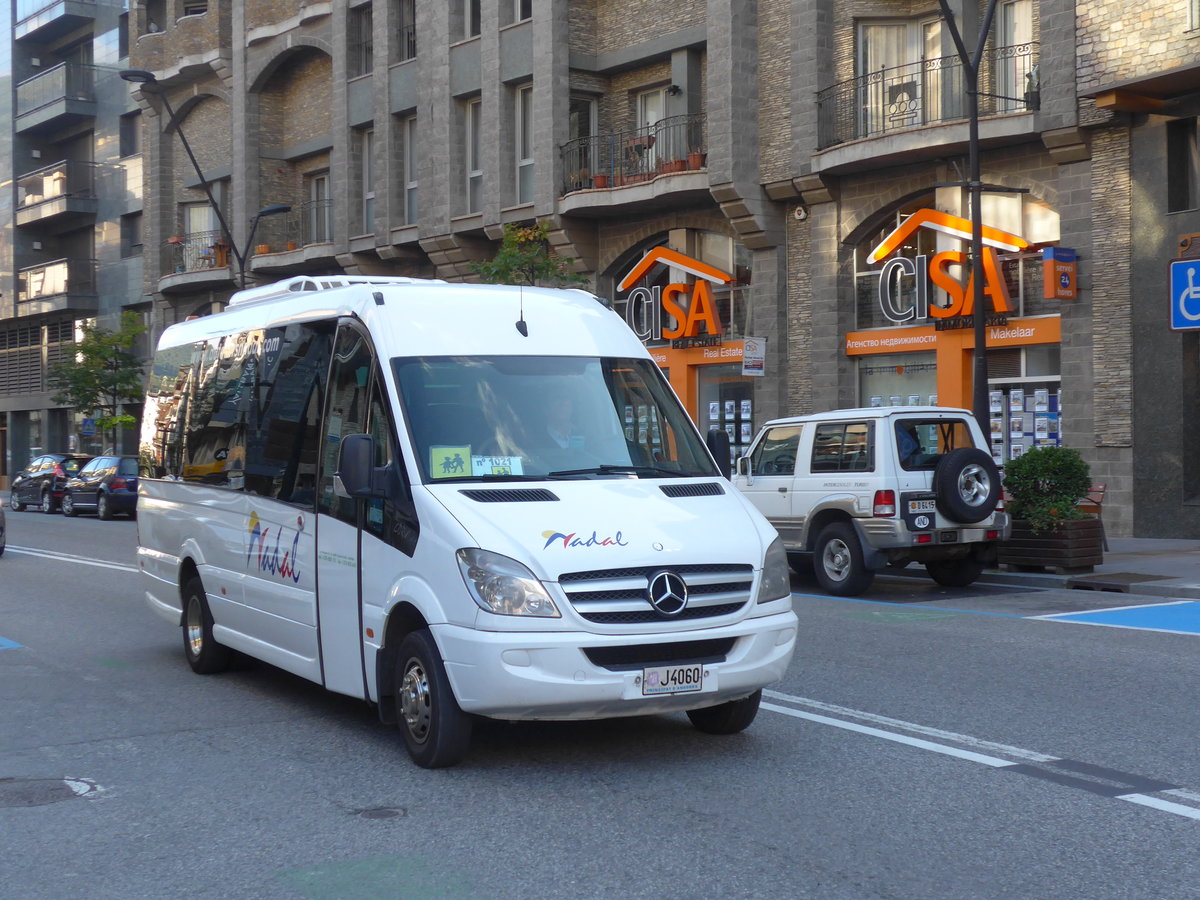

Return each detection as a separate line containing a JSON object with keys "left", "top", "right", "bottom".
{"left": 335, "top": 434, "right": 386, "bottom": 499}
{"left": 705, "top": 427, "right": 732, "bottom": 479}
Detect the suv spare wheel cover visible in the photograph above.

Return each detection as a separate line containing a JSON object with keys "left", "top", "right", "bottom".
{"left": 932, "top": 447, "right": 1000, "bottom": 524}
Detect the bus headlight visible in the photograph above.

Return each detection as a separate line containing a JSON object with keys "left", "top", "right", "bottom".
{"left": 755, "top": 537, "right": 792, "bottom": 604}
{"left": 457, "top": 548, "right": 561, "bottom": 617}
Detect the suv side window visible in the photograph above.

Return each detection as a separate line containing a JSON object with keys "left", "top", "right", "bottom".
{"left": 750, "top": 425, "right": 801, "bottom": 475}
{"left": 811, "top": 422, "right": 874, "bottom": 472}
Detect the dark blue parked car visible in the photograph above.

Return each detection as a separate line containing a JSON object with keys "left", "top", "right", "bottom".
{"left": 62, "top": 455, "right": 139, "bottom": 520}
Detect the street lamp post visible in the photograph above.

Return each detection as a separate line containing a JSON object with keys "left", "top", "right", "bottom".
{"left": 936, "top": 0, "right": 1001, "bottom": 428}
{"left": 119, "top": 69, "right": 291, "bottom": 292}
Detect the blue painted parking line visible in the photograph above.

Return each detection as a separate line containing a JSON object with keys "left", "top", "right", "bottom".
{"left": 1036, "top": 601, "right": 1200, "bottom": 635}
{"left": 0, "top": 636, "right": 22, "bottom": 649}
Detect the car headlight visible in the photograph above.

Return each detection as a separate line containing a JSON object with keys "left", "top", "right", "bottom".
{"left": 755, "top": 536, "right": 792, "bottom": 604}
{"left": 457, "top": 548, "right": 561, "bottom": 618}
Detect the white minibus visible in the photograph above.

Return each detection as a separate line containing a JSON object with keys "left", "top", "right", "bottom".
{"left": 137, "top": 276, "right": 797, "bottom": 767}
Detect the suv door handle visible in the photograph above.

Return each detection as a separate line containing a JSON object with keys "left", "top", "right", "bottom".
{"left": 777, "top": 486, "right": 788, "bottom": 493}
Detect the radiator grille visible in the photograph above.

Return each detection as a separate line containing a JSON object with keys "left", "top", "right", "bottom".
{"left": 558, "top": 563, "right": 754, "bottom": 625}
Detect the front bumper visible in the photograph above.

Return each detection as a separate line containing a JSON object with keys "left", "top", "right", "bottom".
{"left": 433, "top": 610, "right": 798, "bottom": 721}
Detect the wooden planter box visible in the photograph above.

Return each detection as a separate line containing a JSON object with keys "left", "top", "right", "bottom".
{"left": 997, "top": 517, "right": 1104, "bottom": 574}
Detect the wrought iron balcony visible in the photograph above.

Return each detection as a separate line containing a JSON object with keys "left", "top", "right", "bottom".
{"left": 15, "top": 62, "right": 99, "bottom": 133}
{"left": 560, "top": 113, "right": 707, "bottom": 195}
{"left": 17, "top": 257, "right": 99, "bottom": 316}
{"left": 162, "top": 229, "right": 232, "bottom": 276}
{"left": 15, "top": 160, "right": 98, "bottom": 229}
{"left": 817, "top": 43, "right": 1038, "bottom": 149}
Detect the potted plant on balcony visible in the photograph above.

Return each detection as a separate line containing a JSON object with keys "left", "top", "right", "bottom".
{"left": 998, "top": 445, "right": 1102, "bottom": 573}
{"left": 167, "top": 235, "right": 183, "bottom": 245}
{"left": 687, "top": 150, "right": 707, "bottom": 170}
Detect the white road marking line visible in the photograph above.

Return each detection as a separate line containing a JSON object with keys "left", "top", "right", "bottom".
{"left": 1118, "top": 794, "right": 1200, "bottom": 821}
{"left": 762, "top": 702, "right": 1012, "bottom": 767}
{"left": 764, "top": 690, "right": 1056, "bottom": 763}
{"left": 763, "top": 693, "right": 1200, "bottom": 822}
{"left": 6, "top": 546, "right": 138, "bottom": 573}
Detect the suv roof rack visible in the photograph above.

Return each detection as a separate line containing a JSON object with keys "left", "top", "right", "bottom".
{"left": 226, "top": 275, "right": 443, "bottom": 308}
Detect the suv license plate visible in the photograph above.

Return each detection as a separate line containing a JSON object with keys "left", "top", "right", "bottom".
{"left": 908, "top": 499, "right": 937, "bottom": 513}
{"left": 642, "top": 664, "right": 704, "bottom": 696}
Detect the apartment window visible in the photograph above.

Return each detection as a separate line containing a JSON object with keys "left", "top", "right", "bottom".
{"left": 466, "top": 98, "right": 482, "bottom": 214}
{"left": 305, "top": 173, "right": 332, "bottom": 243}
{"left": 394, "top": 0, "right": 416, "bottom": 61}
{"left": 354, "top": 128, "right": 375, "bottom": 234}
{"left": 145, "top": 0, "right": 165, "bottom": 32}
{"left": 403, "top": 116, "right": 419, "bottom": 224}
{"left": 1193, "top": 0, "right": 1200, "bottom": 31}
{"left": 997, "top": 0, "right": 1034, "bottom": 112}
{"left": 516, "top": 84, "right": 534, "bottom": 204}
{"left": 182, "top": 2, "right": 208, "bottom": 15}
{"left": 121, "top": 213, "right": 143, "bottom": 258}
{"left": 119, "top": 112, "right": 141, "bottom": 157}
{"left": 459, "top": 0, "right": 481, "bottom": 39}
{"left": 349, "top": 3, "right": 374, "bottom": 77}
{"left": 514, "top": 0, "right": 532, "bottom": 22}
{"left": 1168, "top": 118, "right": 1199, "bottom": 213}
{"left": 857, "top": 18, "right": 946, "bottom": 137}
{"left": 119, "top": 13, "right": 130, "bottom": 58}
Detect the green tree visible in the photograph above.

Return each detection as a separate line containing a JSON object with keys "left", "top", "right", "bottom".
{"left": 471, "top": 222, "right": 589, "bottom": 287}
{"left": 48, "top": 311, "right": 147, "bottom": 451}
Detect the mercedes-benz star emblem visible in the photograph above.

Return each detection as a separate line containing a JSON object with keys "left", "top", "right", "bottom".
{"left": 647, "top": 570, "right": 688, "bottom": 616}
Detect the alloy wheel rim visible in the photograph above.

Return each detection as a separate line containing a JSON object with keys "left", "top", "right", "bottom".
{"left": 399, "top": 660, "right": 432, "bottom": 744}
{"left": 823, "top": 538, "right": 851, "bottom": 581}
{"left": 186, "top": 598, "right": 204, "bottom": 658}
{"left": 957, "top": 464, "right": 990, "bottom": 506}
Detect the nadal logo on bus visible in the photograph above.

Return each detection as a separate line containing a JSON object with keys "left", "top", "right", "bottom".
{"left": 869, "top": 209, "right": 1029, "bottom": 324}
{"left": 619, "top": 247, "right": 731, "bottom": 341}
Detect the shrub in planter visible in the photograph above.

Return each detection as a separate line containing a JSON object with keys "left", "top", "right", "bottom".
{"left": 1003, "top": 445, "right": 1092, "bottom": 534}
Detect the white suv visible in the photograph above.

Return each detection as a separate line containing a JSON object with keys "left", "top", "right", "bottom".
{"left": 733, "top": 407, "right": 1009, "bottom": 596}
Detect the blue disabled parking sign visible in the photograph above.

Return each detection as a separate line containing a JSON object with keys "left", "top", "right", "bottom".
{"left": 1171, "top": 259, "right": 1200, "bottom": 330}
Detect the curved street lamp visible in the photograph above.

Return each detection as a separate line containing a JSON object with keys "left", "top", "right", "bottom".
{"left": 119, "top": 69, "right": 292, "bottom": 292}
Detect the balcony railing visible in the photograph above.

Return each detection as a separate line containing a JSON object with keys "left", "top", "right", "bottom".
{"left": 560, "top": 113, "right": 707, "bottom": 195}
{"left": 162, "top": 229, "right": 232, "bottom": 275}
{"left": 817, "top": 43, "right": 1038, "bottom": 149}
{"left": 17, "top": 258, "right": 98, "bottom": 314}
{"left": 298, "top": 199, "right": 334, "bottom": 246}
{"left": 16, "top": 159, "right": 97, "bottom": 217}
{"left": 16, "top": 61, "right": 98, "bottom": 117}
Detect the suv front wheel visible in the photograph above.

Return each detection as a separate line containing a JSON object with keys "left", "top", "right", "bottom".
{"left": 813, "top": 521, "right": 875, "bottom": 596}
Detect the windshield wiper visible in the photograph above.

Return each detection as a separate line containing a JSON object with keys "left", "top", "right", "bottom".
{"left": 547, "top": 464, "right": 696, "bottom": 478}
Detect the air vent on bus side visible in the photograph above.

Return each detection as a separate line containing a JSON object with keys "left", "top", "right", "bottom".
{"left": 659, "top": 482, "right": 726, "bottom": 498}
{"left": 459, "top": 489, "right": 560, "bottom": 503}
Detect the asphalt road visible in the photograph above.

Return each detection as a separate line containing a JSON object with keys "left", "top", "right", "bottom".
{"left": 3, "top": 508, "right": 1199, "bottom": 899}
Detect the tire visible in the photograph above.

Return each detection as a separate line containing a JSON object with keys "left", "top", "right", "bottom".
{"left": 813, "top": 521, "right": 875, "bottom": 596}
{"left": 62, "top": 493, "right": 78, "bottom": 517}
{"left": 926, "top": 558, "right": 986, "bottom": 588}
{"left": 687, "top": 689, "right": 762, "bottom": 734}
{"left": 98, "top": 493, "right": 113, "bottom": 521}
{"left": 40, "top": 491, "right": 56, "bottom": 514}
{"left": 394, "top": 630, "right": 472, "bottom": 769}
{"left": 10, "top": 495, "right": 24, "bottom": 512}
{"left": 933, "top": 448, "right": 1000, "bottom": 524}
{"left": 182, "top": 576, "right": 233, "bottom": 674}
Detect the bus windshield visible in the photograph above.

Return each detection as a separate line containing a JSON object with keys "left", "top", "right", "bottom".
{"left": 392, "top": 355, "right": 717, "bottom": 482}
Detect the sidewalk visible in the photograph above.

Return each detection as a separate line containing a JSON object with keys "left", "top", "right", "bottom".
{"left": 980, "top": 537, "right": 1200, "bottom": 600}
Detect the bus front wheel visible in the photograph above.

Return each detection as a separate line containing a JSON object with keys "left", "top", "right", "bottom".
{"left": 394, "top": 630, "right": 472, "bottom": 769}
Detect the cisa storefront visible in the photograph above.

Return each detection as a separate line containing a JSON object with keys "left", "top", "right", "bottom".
{"left": 844, "top": 193, "right": 1069, "bottom": 465}
{"left": 602, "top": 231, "right": 764, "bottom": 464}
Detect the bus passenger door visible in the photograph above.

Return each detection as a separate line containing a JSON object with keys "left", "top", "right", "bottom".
{"left": 316, "top": 324, "right": 418, "bottom": 699}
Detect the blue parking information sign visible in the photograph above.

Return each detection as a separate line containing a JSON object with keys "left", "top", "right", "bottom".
{"left": 1171, "top": 259, "right": 1200, "bottom": 330}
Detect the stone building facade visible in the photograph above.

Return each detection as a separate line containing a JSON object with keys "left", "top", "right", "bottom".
{"left": 12, "top": 0, "right": 1188, "bottom": 536}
